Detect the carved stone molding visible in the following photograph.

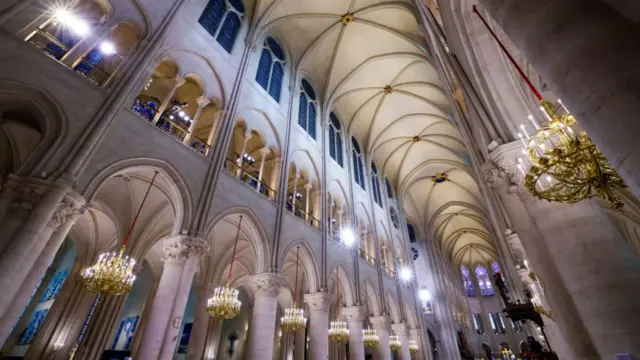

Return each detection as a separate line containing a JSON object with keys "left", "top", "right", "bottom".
{"left": 163, "top": 236, "right": 209, "bottom": 264}
{"left": 391, "top": 322, "right": 409, "bottom": 336}
{"left": 304, "top": 292, "right": 332, "bottom": 311}
{"left": 49, "top": 200, "right": 84, "bottom": 230}
{"left": 342, "top": 306, "right": 363, "bottom": 323}
{"left": 8, "top": 185, "right": 43, "bottom": 218}
{"left": 370, "top": 315, "right": 391, "bottom": 331}
{"left": 250, "top": 273, "right": 286, "bottom": 297}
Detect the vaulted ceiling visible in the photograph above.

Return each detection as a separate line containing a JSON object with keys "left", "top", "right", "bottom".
{"left": 253, "top": 0, "right": 497, "bottom": 266}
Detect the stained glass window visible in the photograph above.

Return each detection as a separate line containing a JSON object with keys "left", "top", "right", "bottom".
{"left": 407, "top": 223, "right": 416, "bottom": 243}
{"left": 198, "top": 0, "right": 245, "bottom": 53}
{"left": 492, "top": 261, "right": 501, "bottom": 274}
{"left": 329, "top": 112, "right": 343, "bottom": 166}
{"left": 389, "top": 208, "right": 399, "bottom": 229}
{"left": 475, "top": 265, "right": 494, "bottom": 296}
{"left": 255, "top": 37, "right": 285, "bottom": 102}
{"left": 352, "top": 137, "right": 365, "bottom": 190}
{"left": 298, "top": 79, "right": 317, "bottom": 139}
{"left": 371, "top": 163, "right": 382, "bottom": 206}
{"left": 461, "top": 265, "right": 475, "bottom": 297}
{"left": 385, "top": 178, "right": 393, "bottom": 198}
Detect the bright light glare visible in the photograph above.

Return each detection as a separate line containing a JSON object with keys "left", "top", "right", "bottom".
{"left": 399, "top": 267, "right": 413, "bottom": 282}
{"left": 419, "top": 288, "right": 431, "bottom": 302}
{"left": 178, "top": 111, "right": 185, "bottom": 117}
{"left": 340, "top": 228, "right": 355, "bottom": 247}
{"left": 99, "top": 41, "right": 116, "bottom": 55}
{"left": 54, "top": 8, "right": 90, "bottom": 36}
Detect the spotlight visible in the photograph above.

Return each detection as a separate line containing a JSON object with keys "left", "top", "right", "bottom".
{"left": 399, "top": 267, "right": 413, "bottom": 282}
{"left": 340, "top": 228, "right": 355, "bottom": 248}
{"left": 169, "top": 115, "right": 174, "bottom": 120}
{"left": 54, "top": 8, "right": 90, "bottom": 37}
{"left": 178, "top": 111, "right": 185, "bottom": 117}
{"left": 99, "top": 41, "right": 116, "bottom": 55}
{"left": 419, "top": 288, "right": 431, "bottom": 302}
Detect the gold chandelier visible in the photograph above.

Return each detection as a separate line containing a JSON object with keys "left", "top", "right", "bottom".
{"left": 207, "top": 216, "right": 244, "bottom": 319}
{"left": 389, "top": 335, "right": 401, "bottom": 352}
{"left": 328, "top": 267, "right": 349, "bottom": 343}
{"left": 82, "top": 171, "right": 159, "bottom": 295}
{"left": 409, "top": 340, "right": 419, "bottom": 355}
{"left": 363, "top": 327, "right": 379, "bottom": 348}
{"left": 474, "top": 5, "right": 625, "bottom": 210}
{"left": 281, "top": 246, "right": 307, "bottom": 332}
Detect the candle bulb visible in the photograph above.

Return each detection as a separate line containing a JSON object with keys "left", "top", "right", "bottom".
{"left": 517, "top": 163, "right": 526, "bottom": 177}
{"left": 520, "top": 124, "right": 530, "bottom": 139}
{"left": 527, "top": 115, "right": 540, "bottom": 130}
{"left": 517, "top": 132, "right": 527, "bottom": 147}
{"left": 539, "top": 106, "right": 552, "bottom": 122}
{"left": 558, "top": 99, "right": 569, "bottom": 113}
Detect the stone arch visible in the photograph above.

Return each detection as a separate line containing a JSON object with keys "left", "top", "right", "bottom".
{"left": 387, "top": 291, "right": 401, "bottom": 323}
{"left": 328, "top": 262, "right": 356, "bottom": 307}
{"left": 404, "top": 301, "right": 419, "bottom": 329}
{"left": 278, "top": 240, "right": 321, "bottom": 295}
{"left": 361, "top": 278, "right": 382, "bottom": 317}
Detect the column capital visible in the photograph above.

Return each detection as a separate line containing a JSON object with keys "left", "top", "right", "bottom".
{"left": 250, "top": 273, "right": 286, "bottom": 297}
{"left": 304, "top": 183, "right": 313, "bottom": 191}
{"left": 370, "top": 315, "right": 390, "bottom": 331}
{"left": 342, "top": 306, "right": 363, "bottom": 323}
{"left": 174, "top": 75, "right": 186, "bottom": 86}
{"left": 163, "top": 236, "right": 209, "bottom": 264}
{"left": 304, "top": 292, "right": 332, "bottom": 311}
{"left": 259, "top": 147, "right": 271, "bottom": 156}
{"left": 196, "top": 96, "right": 211, "bottom": 108}
{"left": 391, "top": 323, "right": 409, "bottom": 336}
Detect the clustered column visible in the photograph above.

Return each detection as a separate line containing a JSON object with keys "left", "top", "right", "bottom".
{"left": 370, "top": 315, "right": 392, "bottom": 360}
{"left": 343, "top": 306, "right": 365, "bottom": 360}
{"left": 304, "top": 292, "right": 331, "bottom": 360}
{"left": 247, "top": 273, "right": 286, "bottom": 359}
{"left": 392, "top": 323, "right": 411, "bottom": 360}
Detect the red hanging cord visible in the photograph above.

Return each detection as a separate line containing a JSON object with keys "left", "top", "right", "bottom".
{"left": 336, "top": 267, "right": 341, "bottom": 320}
{"left": 227, "top": 215, "right": 244, "bottom": 285}
{"left": 472, "top": 5, "right": 544, "bottom": 102}
{"left": 293, "top": 246, "right": 300, "bottom": 304}
{"left": 123, "top": 171, "right": 158, "bottom": 247}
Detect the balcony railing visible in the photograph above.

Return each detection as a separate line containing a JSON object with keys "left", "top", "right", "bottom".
{"left": 26, "top": 28, "right": 71, "bottom": 60}
{"left": 74, "top": 54, "right": 123, "bottom": 87}
{"left": 131, "top": 98, "right": 211, "bottom": 155}
{"left": 286, "top": 201, "right": 320, "bottom": 229}
{"left": 223, "top": 159, "right": 276, "bottom": 200}
{"left": 358, "top": 249, "right": 377, "bottom": 267}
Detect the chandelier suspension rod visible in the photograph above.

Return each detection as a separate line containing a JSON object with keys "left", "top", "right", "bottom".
{"left": 123, "top": 171, "right": 158, "bottom": 247}
{"left": 227, "top": 215, "right": 244, "bottom": 285}
{"left": 293, "top": 246, "right": 300, "bottom": 304}
{"left": 336, "top": 266, "right": 340, "bottom": 320}
{"left": 472, "top": 5, "right": 543, "bottom": 102}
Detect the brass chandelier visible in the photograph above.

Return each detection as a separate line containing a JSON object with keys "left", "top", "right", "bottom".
{"left": 328, "top": 267, "right": 349, "bottom": 343}
{"left": 389, "top": 335, "right": 401, "bottom": 352}
{"left": 363, "top": 327, "right": 379, "bottom": 348}
{"left": 409, "top": 340, "right": 419, "bottom": 355}
{"left": 281, "top": 246, "right": 307, "bottom": 332}
{"left": 206, "top": 215, "right": 244, "bottom": 319}
{"left": 473, "top": 5, "right": 625, "bottom": 210}
{"left": 81, "top": 171, "right": 159, "bottom": 295}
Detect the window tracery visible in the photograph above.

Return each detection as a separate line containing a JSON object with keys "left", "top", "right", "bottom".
{"left": 371, "top": 163, "right": 383, "bottom": 207}
{"left": 255, "top": 37, "right": 285, "bottom": 101}
{"left": 328, "top": 112, "right": 343, "bottom": 167}
{"left": 351, "top": 137, "right": 365, "bottom": 190}
{"left": 461, "top": 265, "right": 475, "bottom": 297}
{"left": 298, "top": 79, "right": 317, "bottom": 139}
{"left": 475, "top": 265, "right": 494, "bottom": 296}
{"left": 198, "top": 0, "right": 245, "bottom": 53}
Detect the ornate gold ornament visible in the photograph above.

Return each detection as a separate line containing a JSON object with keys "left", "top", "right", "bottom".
{"left": 518, "top": 101, "right": 625, "bottom": 210}
{"left": 281, "top": 246, "right": 307, "bottom": 332}
{"left": 409, "top": 340, "right": 419, "bottom": 355}
{"left": 363, "top": 327, "right": 380, "bottom": 348}
{"left": 328, "top": 267, "right": 349, "bottom": 343}
{"left": 341, "top": 13, "right": 355, "bottom": 25}
{"left": 411, "top": 135, "right": 420, "bottom": 143}
{"left": 82, "top": 171, "right": 159, "bottom": 295}
{"left": 389, "top": 335, "right": 401, "bottom": 352}
{"left": 430, "top": 172, "right": 448, "bottom": 183}
{"left": 207, "top": 216, "right": 244, "bottom": 319}
{"left": 384, "top": 85, "right": 394, "bottom": 94}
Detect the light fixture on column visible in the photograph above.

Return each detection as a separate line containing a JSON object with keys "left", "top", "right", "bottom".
{"left": 206, "top": 215, "right": 243, "bottom": 319}
{"left": 363, "top": 327, "right": 379, "bottom": 348}
{"left": 82, "top": 171, "right": 159, "bottom": 295}
{"left": 473, "top": 5, "right": 626, "bottom": 210}
{"left": 389, "top": 335, "right": 401, "bottom": 352}
{"left": 409, "top": 340, "right": 419, "bottom": 355}
{"left": 328, "top": 267, "right": 349, "bottom": 343}
{"left": 281, "top": 246, "right": 307, "bottom": 332}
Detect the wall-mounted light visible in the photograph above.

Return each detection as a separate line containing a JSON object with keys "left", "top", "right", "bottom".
{"left": 340, "top": 228, "right": 355, "bottom": 248}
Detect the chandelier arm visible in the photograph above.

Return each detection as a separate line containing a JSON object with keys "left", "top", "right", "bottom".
{"left": 123, "top": 171, "right": 159, "bottom": 247}
{"left": 472, "top": 5, "right": 543, "bottom": 102}
{"left": 226, "top": 215, "right": 244, "bottom": 285}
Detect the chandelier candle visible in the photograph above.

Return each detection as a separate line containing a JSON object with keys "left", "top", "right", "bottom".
{"left": 281, "top": 246, "right": 307, "bottom": 332}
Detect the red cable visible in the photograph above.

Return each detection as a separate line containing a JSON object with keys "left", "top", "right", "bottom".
{"left": 123, "top": 171, "right": 158, "bottom": 246}
{"left": 293, "top": 246, "right": 300, "bottom": 303}
{"left": 227, "top": 215, "right": 244, "bottom": 283}
{"left": 472, "top": 5, "right": 543, "bottom": 101}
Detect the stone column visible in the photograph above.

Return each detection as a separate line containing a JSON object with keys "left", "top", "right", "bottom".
{"left": 136, "top": 236, "right": 208, "bottom": 360}
{"left": 477, "top": 0, "right": 640, "bottom": 198}
{"left": 270, "top": 157, "right": 283, "bottom": 198}
{"left": 304, "top": 184, "right": 313, "bottom": 222}
{"left": 304, "top": 292, "right": 331, "bottom": 360}
{"left": 202, "top": 319, "right": 222, "bottom": 359}
{"left": 183, "top": 96, "right": 210, "bottom": 145}
{"left": 247, "top": 273, "right": 286, "bottom": 359}
{"left": 186, "top": 282, "right": 215, "bottom": 359}
{"left": 74, "top": 293, "right": 127, "bottom": 359}
{"left": 392, "top": 323, "right": 411, "bottom": 360}
{"left": 236, "top": 132, "right": 253, "bottom": 178}
{"left": 293, "top": 328, "right": 306, "bottom": 360}
{"left": 257, "top": 147, "right": 271, "bottom": 183}
{"left": 485, "top": 143, "right": 640, "bottom": 359}
{"left": 291, "top": 174, "right": 300, "bottom": 208}
{"left": 370, "top": 316, "right": 392, "bottom": 360}
{"left": 343, "top": 306, "right": 364, "bottom": 360}
{"left": 410, "top": 328, "right": 425, "bottom": 360}
{"left": 152, "top": 75, "right": 185, "bottom": 125}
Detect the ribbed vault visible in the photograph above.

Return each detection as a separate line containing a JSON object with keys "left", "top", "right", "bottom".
{"left": 253, "top": 0, "right": 496, "bottom": 266}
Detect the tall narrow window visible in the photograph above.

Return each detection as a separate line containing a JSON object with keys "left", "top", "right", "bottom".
{"left": 198, "top": 0, "right": 245, "bottom": 53}
{"left": 385, "top": 178, "right": 393, "bottom": 198}
{"left": 328, "top": 112, "right": 343, "bottom": 167}
{"left": 461, "top": 265, "right": 475, "bottom": 297}
{"left": 472, "top": 313, "right": 485, "bottom": 334}
{"left": 351, "top": 137, "right": 365, "bottom": 190}
{"left": 371, "top": 163, "right": 382, "bottom": 207}
{"left": 475, "top": 265, "right": 494, "bottom": 296}
{"left": 255, "top": 37, "right": 285, "bottom": 102}
{"left": 407, "top": 223, "right": 416, "bottom": 243}
{"left": 298, "top": 79, "right": 317, "bottom": 139}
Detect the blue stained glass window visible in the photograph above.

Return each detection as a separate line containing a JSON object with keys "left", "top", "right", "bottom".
{"left": 199, "top": 0, "right": 244, "bottom": 53}
{"left": 268, "top": 61, "right": 283, "bottom": 101}
{"left": 17, "top": 309, "right": 49, "bottom": 345}
{"left": 336, "top": 133, "right": 343, "bottom": 166}
{"left": 371, "top": 163, "right": 382, "bottom": 206}
{"left": 302, "top": 79, "right": 316, "bottom": 100}
{"left": 357, "top": 157, "right": 365, "bottom": 190}
{"left": 386, "top": 178, "right": 393, "bottom": 198}
{"left": 351, "top": 137, "right": 366, "bottom": 189}
{"left": 475, "top": 265, "right": 494, "bottom": 296}
{"left": 298, "top": 92, "right": 307, "bottom": 128}
{"left": 256, "top": 49, "right": 271, "bottom": 89}
{"left": 267, "top": 37, "right": 285, "bottom": 60}
{"left": 352, "top": 152, "right": 360, "bottom": 185}
{"left": 308, "top": 103, "right": 316, "bottom": 139}
{"left": 216, "top": 12, "right": 241, "bottom": 52}
{"left": 74, "top": 47, "right": 104, "bottom": 75}
{"left": 492, "top": 261, "right": 501, "bottom": 274}
{"left": 40, "top": 269, "right": 69, "bottom": 302}
{"left": 461, "top": 265, "right": 475, "bottom": 297}
{"left": 407, "top": 223, "right": 416, "bottom": 243}
{"left": 78, "top": 294, "right": 100, "bottom": 343}
{"left": 329, "top": 126, "right": 336, "bottom": 159}
{"left": 329, "top": 112, "right": 343, "bottom": 167}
